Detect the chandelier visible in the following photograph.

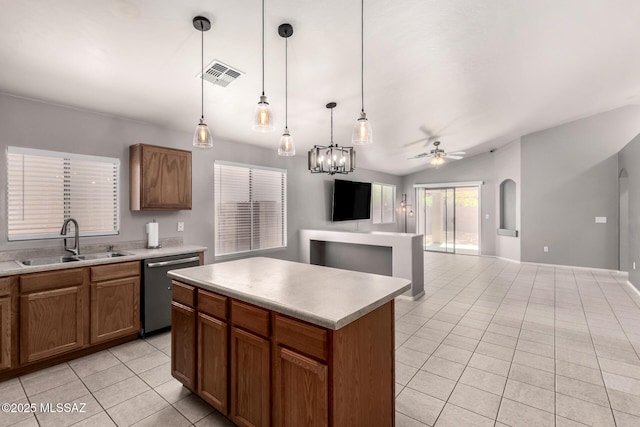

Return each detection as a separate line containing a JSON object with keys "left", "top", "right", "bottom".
{"left": 308, "top": 102, "right": 355, "bottom": 175}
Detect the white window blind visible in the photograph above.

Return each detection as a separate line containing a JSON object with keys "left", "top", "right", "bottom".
{"left": 7, "top": 147, "right": 120, "bottom": 241}
{"left": 372, "top": 183, "right": 396, "bottom": 224}
{"left": 215, "top": 161, "right": 287, "bottom": 257}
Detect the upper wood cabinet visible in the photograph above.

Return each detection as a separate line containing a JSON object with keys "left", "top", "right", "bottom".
{"left": 130, "top": 144, "right": 192, "bottom": 211}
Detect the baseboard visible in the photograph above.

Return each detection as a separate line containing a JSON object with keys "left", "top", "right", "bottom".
{"left": 519, "top": 261, "right": 621, "bottom": 274}
{"left": 495, "top": 256, "right": 521, "bottom": 264}
{"left": 626, "top": 280, "right": 640, "bottom": 297}
{"left": 397, "top": 290, "right": 425, "bottom": 301}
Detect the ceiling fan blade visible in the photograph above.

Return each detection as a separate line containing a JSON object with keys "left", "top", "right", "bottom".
{"left": 447, "top": 151, "right": 466, "bottom": 155}
{"left": 408, "top": 153, "right": 432, "bottom": 159}
{"left": 444, "top": 155, "right": 463, "bottom": 160}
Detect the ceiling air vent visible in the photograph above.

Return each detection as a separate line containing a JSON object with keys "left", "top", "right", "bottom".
{"left": 200, "top": 60, "right": 244, "bottom": 88}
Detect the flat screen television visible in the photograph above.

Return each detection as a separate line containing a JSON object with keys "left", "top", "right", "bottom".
{"left": 332, "top": 179, "right": 372, "bottom": 221}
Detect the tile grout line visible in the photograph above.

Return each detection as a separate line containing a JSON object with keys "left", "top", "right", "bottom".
{"left": 590, "top": 271, "right": 640, "bottom": 362}
{"left": 408, "top": 258, "right": 524, "bottom": 425}
{"left": 568, "top": 269, "right": 618, "bottom": 426}
{"left": 398, "top": 257, "right": 509, "bottom": 425}
{"left": 492, "top": 263, "right": 540, "bottom": 427}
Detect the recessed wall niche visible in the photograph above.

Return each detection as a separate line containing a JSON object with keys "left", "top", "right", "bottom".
{"left": 498, "top": 178, "right": 518, "bottom": 237}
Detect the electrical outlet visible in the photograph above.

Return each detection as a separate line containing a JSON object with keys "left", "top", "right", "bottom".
{"left": 543, "top": 246, "right": 549, "bottom": 253}
{"left": 634, "top": 262, "right": 636, "bottom": 270}
{"left": 485, "top": 214, "right": 489, "bottom": 220}
{"left": 177, "top": 221, "right": 184, "bottom": 232}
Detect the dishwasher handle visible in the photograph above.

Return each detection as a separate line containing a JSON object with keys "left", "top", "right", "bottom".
{"left": 146, "top": 256, "right": 200, "bottom": 268}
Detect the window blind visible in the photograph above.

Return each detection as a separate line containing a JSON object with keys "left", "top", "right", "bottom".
{"left": 372, "top": 183, "right": 396, "bottom": 224}
{"left": 214, "top": 161, "right": 287, "bottom": 256}
{"left": 7, "top": 147, "right": 120, "bottom": 241}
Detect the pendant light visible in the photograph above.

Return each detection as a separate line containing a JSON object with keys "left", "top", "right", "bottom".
{"left": 252, "top": 0, "right": 274, "bottom": 131}
{"left": 192, "top": 16, "right": 213, "bottom": 148}
{"left": 308, "top": 102, "right": 356, "bottom": 175}
{"left": 352, "top": 0, "right": 373, "bottom": 145}
{"left": 278, "top": 24, "right": 295, "bottom": 156}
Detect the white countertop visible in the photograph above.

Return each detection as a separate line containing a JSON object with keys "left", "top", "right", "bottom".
{"left": 0, "top": 245, "right": 207, "bottom": 277}
{"left": 167, "top": 257, "right": 411, "bottom": 330}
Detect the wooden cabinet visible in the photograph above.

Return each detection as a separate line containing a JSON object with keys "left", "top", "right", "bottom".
{"left": 230, "top": 327, "right": 270, "bottom": 427}
{"left": 170, "top": 281, "right": 395, "bottom": 427}
{"left": 171, "top": 282, "right": 196, "bottom": 389}
{"left": 274, "top": 347, "right": 328, "bottom": 427}
{"left": 19, "top": 268, "right": 89, "bottom": 364}
{"left": 197, "top": 289, "right": 228, "bottom": 413}
{"left": 130, "top": 143, "right": 192, "bottom": 211}
{"left": 273, "top": 315, "right": 328, "bottom": 427}
{"left": 198, "top": 313, "right": 227, "bottom": 413}
{"left": 0, "top": 278, "right": 12, "bottom": 371}
{"left": 90, "top": 262, "right": 140, "bottom": 344}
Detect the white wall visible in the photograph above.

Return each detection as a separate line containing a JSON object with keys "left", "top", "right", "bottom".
{"left": 0, "top": 93, "right": 401, "bottom": 264}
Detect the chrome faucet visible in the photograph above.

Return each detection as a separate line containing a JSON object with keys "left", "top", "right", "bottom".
{"left": 60, "top": 218, "right": 80, "bottom": 256}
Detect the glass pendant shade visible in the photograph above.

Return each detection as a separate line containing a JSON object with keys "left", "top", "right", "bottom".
{"left": 253, "top": 95, "right": 274, "bottom": 131}
{"left": 352, "top": 111, "right": 373, "bottom": 145}
{"left": 278, "top": 128, "right": 295, "bottom": 156}
{"left": 193, "top": 118, "right": 213, "bottom": 148}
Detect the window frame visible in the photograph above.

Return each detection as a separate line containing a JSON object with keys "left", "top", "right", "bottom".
{"left": 6, "top": 146, "right": 120, "bottom": 241}
{"left": 372, "top": 182, "right": 396, "bottom": 224}
{"left": 214, "top": 160, "right": 287, "bottom": 259}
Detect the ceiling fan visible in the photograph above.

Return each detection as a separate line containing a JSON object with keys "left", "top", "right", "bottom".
{"left": 408, "top": 141, "right": 465, "bottom": 166}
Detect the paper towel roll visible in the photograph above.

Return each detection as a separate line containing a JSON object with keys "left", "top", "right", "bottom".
{"left": 146, "top": 221, "right": 159, "bottom": 248}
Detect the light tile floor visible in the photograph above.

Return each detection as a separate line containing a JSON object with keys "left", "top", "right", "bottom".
{"left": 395, "top": 253, "right": 640, "bottom": 426}
{"left": 2, "top": 252, "right": 640, "bottom": 426}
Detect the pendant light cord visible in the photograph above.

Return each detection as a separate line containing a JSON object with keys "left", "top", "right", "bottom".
{"left": 360, "top": 0, "right": 364, "bottom": 113}
{"left": 201, "top": 24, "right": 204, "bottom": 120}
{"left": 285, "top": 37, "right": 288, "bottom": 129}
{"left": 330, "top": 107, "right": 334, "bottom": 146}
{"left": 261, "top": 0, "right": 265, "bottom": 96}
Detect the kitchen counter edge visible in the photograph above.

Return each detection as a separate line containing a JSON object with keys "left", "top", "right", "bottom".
{"left": 167, "top": 267, "right": 410, "bottom": 330}
{"left": 0, "top": 245, "right": 208, "bottom": 277}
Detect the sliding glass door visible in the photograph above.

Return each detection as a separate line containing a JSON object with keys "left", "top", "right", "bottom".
{"left": 416, "top": 184, "right": 480, "bottom": 255}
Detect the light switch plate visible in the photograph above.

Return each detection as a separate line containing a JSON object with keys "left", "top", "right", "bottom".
{"left": 177, "top": 221, "right": 184, "bottom": 232}
{"left": 485, "top": 214, "right": 489, "bottom": 220}
{"left": 595, "top": 217, "right": 607, "bottom": 224}
{"left": 543, "top": 246, "right": 549, "bottom": 253}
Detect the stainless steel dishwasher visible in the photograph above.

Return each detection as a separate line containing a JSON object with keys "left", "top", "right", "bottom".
{"left": 141, "top": 253, "right": 200, "bottom": 336}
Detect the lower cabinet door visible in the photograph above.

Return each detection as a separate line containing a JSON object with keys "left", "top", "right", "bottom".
{"left": 171, "top": 301, "right": 196, "bottom": 389}
{"left": 20, "top": 286, "right": 85, "bottom": 364}
{"left": 230, "top": 327, "right": 270, "bottom": 427}
{"left": 274, "top": 346, "right": 328, "bottom": 427}
{"left": 197, "top": 313, "right": 227, "bottom": 413}
{"left": 0, "top": 296, "right": 11, "bottom": 370}
{"left": 90, "top": 277, "right": 140, "bottom": 344}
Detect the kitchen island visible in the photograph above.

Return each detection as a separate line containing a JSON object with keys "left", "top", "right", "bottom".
{"left": 167, "top": 257, "right": 410, "bottom": 427}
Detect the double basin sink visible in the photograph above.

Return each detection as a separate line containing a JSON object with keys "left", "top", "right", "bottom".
{"left": 17, "top": 251, "right": 130, "bottom": 267}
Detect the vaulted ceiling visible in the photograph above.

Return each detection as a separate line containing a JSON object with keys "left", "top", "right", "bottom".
{"left": 2, "top": 0, "right": 640, "bottom": 175}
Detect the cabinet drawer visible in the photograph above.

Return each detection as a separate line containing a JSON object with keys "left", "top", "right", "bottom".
{"left": 274, "top": 314, "right": 328, "bottom": 361}
{"left": 20, "top": 268, "right": 85, "bottom": 293}
{"left": 0, "top": 277, "right": 9, "bottom": 297}
{"left": 172, "top": 281, "right": 195, "bottom": 307}
{"left": 231, "top": 300, "right": 269, "bottom": 338}
{"left": 91, "top": 261, "right": 140, "bottom": 282}
{"left": 198, "top": 289, "right": 227, "bottom": 320}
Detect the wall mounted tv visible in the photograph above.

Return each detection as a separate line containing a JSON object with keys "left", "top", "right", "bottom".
{"left": 332, "top": 179, "right": 372, "bottom": 221}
